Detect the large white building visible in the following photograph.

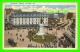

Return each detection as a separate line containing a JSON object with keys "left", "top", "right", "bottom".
{"left": 8, "top": 11, "right": 48, "bottom": 26}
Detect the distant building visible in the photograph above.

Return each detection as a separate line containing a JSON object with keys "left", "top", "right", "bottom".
{"left": 5, "top": 8, "right": 22, "bottom": 15}
{"left": 67, "top": 13, "right": 74, "bottom": 19}
{"left": 4, "top": 8, "right": 22, "bottom": 22}
{"left": 8, "top": 11, "right": 48, "bottom": 26}
{"left": 49, "top": 13, "right": 65, "bottom": 20}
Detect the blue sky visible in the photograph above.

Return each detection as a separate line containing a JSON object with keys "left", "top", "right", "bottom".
{"left": 5, "top": 5, "right": 76, "bottom": 12}
{"left": 5, "top": 5, "right": 76, "bottom": 9}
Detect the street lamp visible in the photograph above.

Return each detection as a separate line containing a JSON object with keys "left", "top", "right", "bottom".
{"left": 55, "top": 19, "right": 58, "bottom": 37}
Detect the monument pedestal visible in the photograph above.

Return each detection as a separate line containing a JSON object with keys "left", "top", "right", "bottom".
{"left": 36, "top": 24, "right": 45, "bottom": 36}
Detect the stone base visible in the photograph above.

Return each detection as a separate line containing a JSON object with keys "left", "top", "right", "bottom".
{"left": 36, "top": 32, "right": 46, "bottom": 36}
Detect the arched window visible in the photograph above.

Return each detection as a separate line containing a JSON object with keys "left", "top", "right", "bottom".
{"left": 23, "top": 14, "right": 25, "bottom": 16}
{"left": 26, "top": 14, "right": 29, "bottom": 16}
{"left": 30, "top": 14, "right": 32, "bottom": 16}
{"left": 33, "top": 14, "right": 36, "bottom": 16}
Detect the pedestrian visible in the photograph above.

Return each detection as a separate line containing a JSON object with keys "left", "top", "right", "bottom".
{"left": 16, "top": 33, "right": 18, "bottom": 36}
{"left": 36, "top": 44, "right": 37, "bottom": 47}
{"left": 17, "top": 37, "right": 18, "bottom": 40}
{"left": 64, "top": 28, "right": 65, "bottom": 30}
{"left": 30, "top": 39, "right": 31, "bottom": 42}
{"left": 26, "top": 35, "right": 28, "bottom": 38}
{"left": 17, "top": 29, "right": 19, "bottom": 32}
{"left": 20, "top": 38, "right": 21, "bottom": 41}
{"left": 22, "top": 38, "right": 24, "bottom": 41}
{"left": 8, "top": 31, "right": 9, "bottom": 34}
{"left": 20, "top": 34, "right": 22, "bottom": 37}
{"left": 11, "top": 33, "right": 12, "bottom": 36}
{"left": 41, "top": 44, "right": 42, "bottom": 47}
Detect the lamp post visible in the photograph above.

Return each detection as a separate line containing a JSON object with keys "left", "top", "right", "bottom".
{"left": 55, "top": 20, "right": 58, "bottom": 37}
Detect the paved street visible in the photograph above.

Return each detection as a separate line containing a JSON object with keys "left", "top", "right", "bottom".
{"left": 4, "top": 22, "right": 73, "bottom": 48}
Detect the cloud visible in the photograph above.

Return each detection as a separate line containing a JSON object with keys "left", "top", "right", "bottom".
{"left": 10, "top": 6, "right": 24, "bottom": 9}
{"left": 5, "top": 6, "right": 76, "bottom": 13}
{"left": 63, "top": 7, "right": 76, "bottom": 12}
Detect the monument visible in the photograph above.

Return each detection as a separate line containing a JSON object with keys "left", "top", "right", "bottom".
{"left": 36, "top": 17, "right": 46, "bottom": 36}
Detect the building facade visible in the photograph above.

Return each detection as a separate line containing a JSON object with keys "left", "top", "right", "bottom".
{"left": 5, "top": 8, "right": 22, "bottom": 23}
{"left": 8, "top": 11, "right": 48, "bottom": 26}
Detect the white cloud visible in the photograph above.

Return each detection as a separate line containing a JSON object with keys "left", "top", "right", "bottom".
{"left": 10, "top": 6, "right": 24, "bottom": 9}
{"left": 63, "top": 7, "right": 76, "bottom": 13}
{"left": 7, "top": 6, "right": 76, "bottom": 13}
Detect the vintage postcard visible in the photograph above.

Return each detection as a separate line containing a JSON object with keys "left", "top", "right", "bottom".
{"left": 3, "top": 3, "right": 77, "bottom": 49}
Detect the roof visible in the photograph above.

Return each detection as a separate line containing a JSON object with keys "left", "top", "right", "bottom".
{"left": 10, "top": 12, "right": 65, "bottom": 18}
{"left": 49, "top": 13, "right": 65, "bottom": 18}
{"left": 63, "top": 33, "right": 75, "bottom": 44}
{"left": 12, "top": 11, "right": 48, "bottom": 15}
{"left": 10, "top": 12, "right": 49, "bottom": 18}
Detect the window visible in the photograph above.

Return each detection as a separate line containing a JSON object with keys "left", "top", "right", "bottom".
{"left": 20, "top": 14, "right": 22, "bottom": 16}
{"left": 29, "top": 18, "right": 30, "bottom": 21}
{"left": 44, "top": 14, "right": 46, "bottom": 16}
{"left": 16, "top": 14, "right": 18, "bottom": 17}
{"left": 27, "top": 14, "right": 29, "bottom": 16}
{"left": 36, "top": 22, "right": 37, "bottom": 24}
{"left": 13, "top": 14, "right": 16, "bottom": 17}
{"left": 39, "top": 14, "right": 41, "bottom": 16}
{"left": 22, "top": 20, "right": 23, "bottom": 21}
{"left": 33, "top": 14, "right": 36, "bottom": 16}
{"left": 19, "top": 19, "right": 20, "bottom": 22}
{"left": 25, "top": 19, "right": 26, "bottom": 21}
{"left": 36, "top": 14, "right": 38, "bottom": 16}
{"left": 46, "top": 18, "right": 47, "bottom": 21}
{"left": 54, "top": 14, "right": 58, "bottom": 18}
{"left": 47, "top": 14, "right": 48, "bottom": 16}
{"left": 19, "top": 22, "right": 20, "bottom": 25}
{"left": 10, "top": 18, "right": 11, "bottom": 20}
{"left": 32, "top": 22, "right": 33, "bottom": 24}
{"left": 22, "top": 22, "right": 23, "bottom": 25}
{"left": 21, "top": 14, "right": 23, "bottom": 16}
{"left": 36, "top": 14, "right": 37, "bottom": 16}
{"left": 15, "top": 22, "right": 17, "bottom": 25}
{"left": 26, "top": 22, "right": 27, "bottom": 24}
{"left": 38, "top": 22, "right": 39, "bottom": 24}
{"left": 36, "top": 18, "right": 37, "bottom": 21}
{"left": 32, "top": 18, "right": 33, "bottom": 21}
{"left": 23, "top": 14, "right": 25, "bottom": 16}
{"left": 29, "top": 22, "right": 30, "bottom": 24}
{"left": 30, "top": 14, "right": 32, "bottom": 16}
{"left": 15, "top": 19, "right": 16, "bottom": 21}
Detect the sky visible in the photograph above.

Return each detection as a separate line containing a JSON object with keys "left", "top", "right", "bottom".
{"left": 5, "top": 5, "right": 76, "bottom": 12}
